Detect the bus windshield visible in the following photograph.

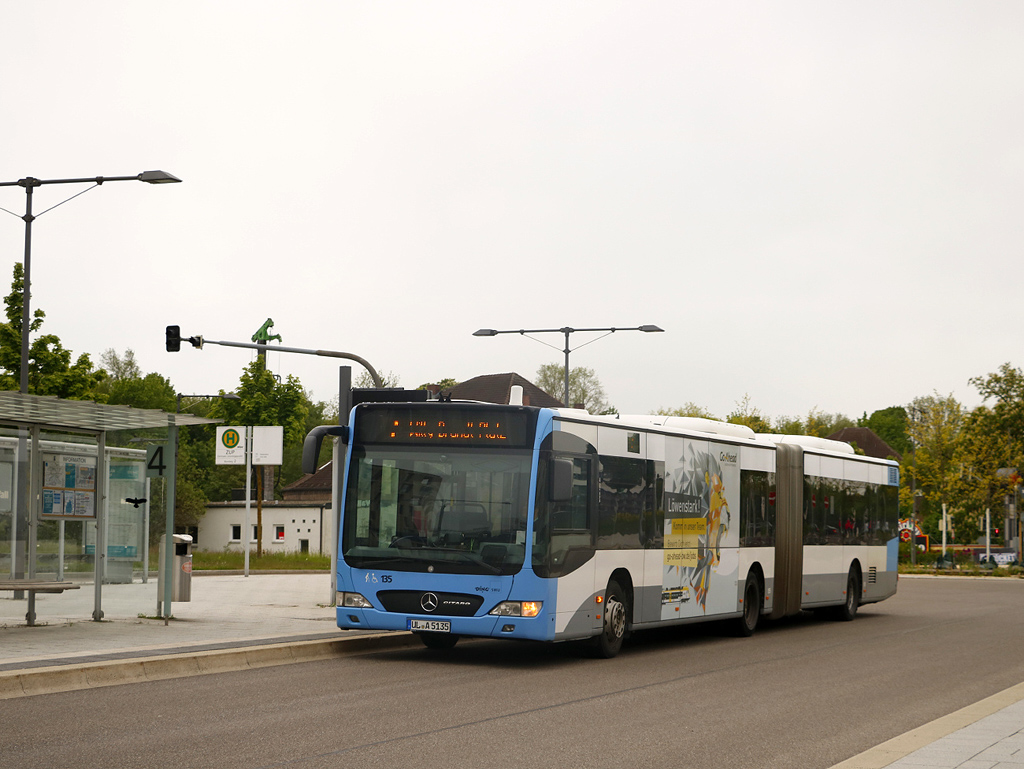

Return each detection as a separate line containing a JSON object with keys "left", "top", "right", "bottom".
{"left": 342, "top": 446, "right": 533, "bottom": 575}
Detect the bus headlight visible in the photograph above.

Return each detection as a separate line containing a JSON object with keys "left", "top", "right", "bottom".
{"left": 337, "top": 592, "right": 373, "bottom": 609}
{"left": 489, "top": 601, "right": 542, "bottom": 618}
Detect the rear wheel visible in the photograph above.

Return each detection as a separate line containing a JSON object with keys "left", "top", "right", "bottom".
{"left": 416, "top": 632, "right": 459, "bottom": 650}
{"left": 735, "top": 572, "right": 761, "bottom": 637}
{"left": 592, "top": 579, "right": 628, "bottom": 658}
{"left": 835, "top": 569, "right": 860, "bottom": 622}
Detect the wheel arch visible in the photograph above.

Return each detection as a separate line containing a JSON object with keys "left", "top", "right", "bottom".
{"left": 607, "top": 567, "right": 634, "bottom": 622}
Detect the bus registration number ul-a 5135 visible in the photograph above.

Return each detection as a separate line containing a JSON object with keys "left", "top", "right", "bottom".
{"left": 408, "top": 619, "right": 451, "bottom": 633}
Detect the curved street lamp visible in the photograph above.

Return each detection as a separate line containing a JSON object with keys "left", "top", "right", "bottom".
{"left": 473, "top": 325, "right": 664, "bottom": 406}
{"left": 0, "top": 171, "right": 182, "bottom": 394}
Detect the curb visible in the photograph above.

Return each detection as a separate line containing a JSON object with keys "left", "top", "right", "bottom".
{"left": 0, "top": 632, "right": 422, "bottom": 700}
{"left": 828, "top": 680, "right": 1024, "bottom": 769}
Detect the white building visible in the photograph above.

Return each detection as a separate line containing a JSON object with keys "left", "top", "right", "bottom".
{"left": 197, "top": 500, "right": 330, "bottom": 554}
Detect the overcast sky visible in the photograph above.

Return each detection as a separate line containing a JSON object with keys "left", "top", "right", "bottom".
{"left": 3, "top": 2, "right": 1022, "bottom": 423}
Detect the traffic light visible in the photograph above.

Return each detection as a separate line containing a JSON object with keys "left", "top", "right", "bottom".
{"left": 166, "top": 325, "right": 181, "bottom": 352}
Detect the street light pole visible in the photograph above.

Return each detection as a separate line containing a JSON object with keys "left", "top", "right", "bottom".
{"left": 473, "top": 325, "right": 664, "bottom": 407}
{"left": 1, "top": 171, "right": 180, "bottom": 599}
{"left": 0, "top": 171, "right": 181, "bottom": 394}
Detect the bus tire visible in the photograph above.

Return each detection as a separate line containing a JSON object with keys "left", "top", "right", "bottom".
{"left": 416, "top": 632, "right": 459, "bottom": 650}
{"left": 835, "top": 568, "right": 860, "bottom": 622}
{"left": 735, "top": 572, "right": 761, "bottom": 637}
{"left": 592, "top": 579, "right": 628, "bottom": 658}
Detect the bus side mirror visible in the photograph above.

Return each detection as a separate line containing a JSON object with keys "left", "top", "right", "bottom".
{"left": 302, "top": 425, "right": 349, "bottom": 474}
{"left": 550, "top": 458, "right": 573, "bottom": 501}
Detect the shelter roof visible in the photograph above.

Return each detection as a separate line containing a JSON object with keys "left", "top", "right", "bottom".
{"left": 0, "top": 391, "right": 218, "bottom": 433}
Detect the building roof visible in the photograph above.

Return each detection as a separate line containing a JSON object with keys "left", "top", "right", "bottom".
{"left": 282, "top": 461, "right": 333, "bottom": 499}
{"left": 446, "top": 372, "right": 563, "bottom": 408}
{"left": 826, "top": 427, "right": 902, "bottom": 462}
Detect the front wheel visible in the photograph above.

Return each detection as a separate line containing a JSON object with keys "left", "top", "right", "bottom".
{"left": 591, "top": 579, "right": 628, "bottom": 658}
{"left": 734, "top": 572, "right": 762, "bottom": 637}
{"left": 416, "top": 632, "right": 459, "bottom": 650}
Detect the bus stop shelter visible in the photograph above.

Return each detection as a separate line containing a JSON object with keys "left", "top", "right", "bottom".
{"left": 0, "top": 391, "right": 216, "bottom": 625}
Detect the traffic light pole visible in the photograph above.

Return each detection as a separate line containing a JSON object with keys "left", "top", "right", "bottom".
{"left": 165, "top": 327, "right": 383, "bottom": 388}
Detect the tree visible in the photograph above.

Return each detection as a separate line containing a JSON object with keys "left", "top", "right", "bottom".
{"left": 355, "top": 369, "right": 401, "bottom": 388}
{"left": 96, "top": 349, "right": 176, "bottom": 412}
{"left": 0, "top": 263, "right": 105, "bottom": 398}
{"left": 948, "top": 405, "right": 1016, "bottom": 545}
{"left": 100, "top": 348, "right": 142, "bottom": 381}
{"left": 212, "top": 359, "right": 309, "bottom": 556}
{"left": 803, "top": 407, "right": 855, "bottom": 437}
{"left": 652, "top": 403, "right": 717, "bottom": 419}
{"left": 727, "top": 394, "right": 772, "bottom": 433}
{"left": 969, "top": 362, "right": 1024, "bottom": 457}
{"left": 906, "top": 393, "right": 964, "bottom": 529}
{"left": 858, "top": 406, "right": 911, "bottom": 456}
{"left": 418, "top": 377, "right": 458, "bottom": 391}
{"left": 535, "top": 363, "right": 611, "bottom": 413}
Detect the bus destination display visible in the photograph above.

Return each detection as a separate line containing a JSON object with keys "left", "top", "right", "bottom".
{"left": 356, "top": 407, "right": 533, "bottom": 448}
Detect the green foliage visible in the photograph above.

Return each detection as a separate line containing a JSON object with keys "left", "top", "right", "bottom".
{"left": 858, "top": 406, "right": 911, "bottom": 456}
{"left": 653, "top": 402, "right": 718, "bottom": 419}
{"left": 354, "top": 369, "right": 401, "bottom": 388}
{"left": 0, "top": 263, "right": 106, "bottom": 398}
{"left": 906, "top": 393, "right": 964, "bottom": 513}
{"left": 535, "top": 362, "right": 610, "bottom": 413}
{"left": 727, "top": 394, "right": 772, "bottom": 433}
{"left": 418, "top": 378, "right": 458, "bottom": 390}
{"left": 153, "top": 549, "right": 331, "bottom": 571}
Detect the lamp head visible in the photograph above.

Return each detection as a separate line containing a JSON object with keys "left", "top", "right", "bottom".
{"left": 138, "top": 170, "right": 181, "bottom": 184}
{"left": 473, "top": 328, "right": 498, "bottom": 337}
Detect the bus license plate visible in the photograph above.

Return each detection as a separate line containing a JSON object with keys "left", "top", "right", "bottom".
{"left": 408, "top": 619, "right": 451, "bottom": 633}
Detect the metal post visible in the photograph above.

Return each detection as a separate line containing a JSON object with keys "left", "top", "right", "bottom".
{"left": 986, "top": 508, "right": 991, "bottom": 564}
{"left": 143, "top": 477, "right": 151, "bottom": 583}
{"left": 19, "top": 182, "right": 34, "bottom": 395}
{"left": 244, "top": 426, "right": 252, "bottom": 577}
{"left": 25, "top": 426, "right": 39, "bottom": 624}
{"left": 562, "top": 329, "right": 571, "bottom": 407}
{"left": 941, "top": 502, "right": 948, "bottom": 563}
{"left": 330, "top": 366, "right": 352, "bottom": 605}
{"left": 161, "top": 418, "right": 177, "bottom": 621}
{"left": 93, "top": 431, "right": 107, "bottom": 621}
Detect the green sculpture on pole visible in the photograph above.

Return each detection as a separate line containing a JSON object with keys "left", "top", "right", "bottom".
{"left": 251, "top": 318, "right": 282, "bottom": 344}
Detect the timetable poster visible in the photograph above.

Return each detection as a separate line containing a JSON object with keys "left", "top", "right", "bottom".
{"left": 41, "top": 453, "right": 97, "bottom": 519}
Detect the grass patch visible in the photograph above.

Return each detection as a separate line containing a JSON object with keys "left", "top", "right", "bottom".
{"left": 147, "top": 550, "right": 330, "bottom": 571}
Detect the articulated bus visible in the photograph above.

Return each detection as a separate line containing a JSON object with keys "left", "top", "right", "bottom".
{"left": 305, "top": 396, "right": 899, "bottom": 657}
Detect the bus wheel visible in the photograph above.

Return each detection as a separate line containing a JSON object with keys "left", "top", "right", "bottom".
{"left": 835, "top": 569, "right": 860, "bottom": 622}
{"left": 416, "top": 632, "right": 459, "bottom": 650}
{"left": 592, "top": 579, "right": 628, "bottom": 658}
{"left": 735, "top": 572, "right": 761, "bottom": 637}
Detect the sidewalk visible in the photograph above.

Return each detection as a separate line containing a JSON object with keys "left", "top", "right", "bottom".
{"left": 832, "top": 681, "right": 1024, "bottom": 769}
{"left": 1, "top": 571, "right": 341, "bottom": 669}
{"left": 0, "top": 571, "right": 418, "bottom": 698}
{"left": 1, "top": 573, "right": 1023, "bottom": 769}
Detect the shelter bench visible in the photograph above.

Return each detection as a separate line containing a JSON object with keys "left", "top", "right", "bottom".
{"left": 0, "top": 579, "right": 81, "bottom": 626}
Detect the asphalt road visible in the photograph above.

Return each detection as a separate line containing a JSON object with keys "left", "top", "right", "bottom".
{"left": 3, "top": 577, "right": 1024, "bottom": 769}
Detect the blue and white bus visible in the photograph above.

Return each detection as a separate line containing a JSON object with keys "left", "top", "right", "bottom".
{"left": 304, "top": 396, "right": 899, "bottom": 657}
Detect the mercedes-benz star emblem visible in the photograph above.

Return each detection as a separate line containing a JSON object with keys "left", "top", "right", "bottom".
{"left": 420, "top": 592, "right": 439, "bottom": 613}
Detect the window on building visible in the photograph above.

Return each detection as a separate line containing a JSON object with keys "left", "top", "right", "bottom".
{"left": 275, "top": 525, "right": 285, "bottom": 541}
{"left": 231, "top": 524, "right": 241, "bottom": 541}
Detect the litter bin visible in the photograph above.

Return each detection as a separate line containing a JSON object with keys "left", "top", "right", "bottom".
{"left": 158, "top": 533, "right": 193, "bottom": 602}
